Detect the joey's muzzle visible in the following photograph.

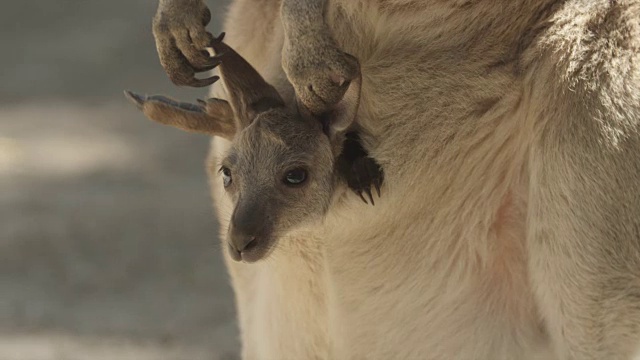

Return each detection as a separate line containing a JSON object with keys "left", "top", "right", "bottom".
{"left": 227, "top": 202, "right": 273, "bottom": 263}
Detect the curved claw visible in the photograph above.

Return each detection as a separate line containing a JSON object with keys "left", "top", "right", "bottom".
{"left": 374, "top": 180, "right": 381, "bottom": 197}
{"left": 124, "top": 90, "right": 207, "bottom": 113}
{"left": 189, "top": 75, "right": 220, "bottom": 88}
{"left": 124, "top": 90, "right": 145, "bottom": 109}
{"left": 365, "top": 188, "right": 375, "bottom": 206}
{"left": 357, "top": 191, "right": 368, "bottom": 205}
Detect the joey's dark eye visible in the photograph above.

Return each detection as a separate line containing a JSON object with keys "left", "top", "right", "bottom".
{"left": 283, "top": 168, "right": 308, "bottom": 186}
{"left": 220, "top": 166, "right": 232, "bottom": 188}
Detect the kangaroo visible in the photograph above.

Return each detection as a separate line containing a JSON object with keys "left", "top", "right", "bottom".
{"left": 146, "top": 0, "right": 640, "bottom": 359}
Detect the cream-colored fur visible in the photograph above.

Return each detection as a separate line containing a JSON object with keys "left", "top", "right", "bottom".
{"left": 208, "top": 0, "right": 640, "bottom": 358}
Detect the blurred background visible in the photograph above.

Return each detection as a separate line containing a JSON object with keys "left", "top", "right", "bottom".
{"left": 0, "top": 1, "right": 239, "bottom": 359}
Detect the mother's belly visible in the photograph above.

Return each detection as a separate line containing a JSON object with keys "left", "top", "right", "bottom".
{"left": 320, "top": 183, "right": 546, "bottom": 358}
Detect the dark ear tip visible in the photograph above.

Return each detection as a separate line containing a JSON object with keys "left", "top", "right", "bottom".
{"left": 123, "top": 90, "right": 145, "bottom": 109}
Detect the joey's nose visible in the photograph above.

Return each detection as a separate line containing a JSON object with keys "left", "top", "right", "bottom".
{"left": 228, "top": 224, "right": 262, "bottom": 260}
{"left": 228, "top": 202, "right": 269, "bottom": 261}
{"left": 231, "top": 234, "right": 258, "bottom": 253}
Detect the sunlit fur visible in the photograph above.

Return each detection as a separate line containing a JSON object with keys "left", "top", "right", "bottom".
{"left": 207, "top": 0, "right": 640, "bottom": 359}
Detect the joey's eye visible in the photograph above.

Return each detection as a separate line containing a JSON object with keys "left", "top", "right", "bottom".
{"left": 283, "top": 168, "right": 308, "bottom": 186}
{"left": 220, "top": 166, "right": 232, "bottom": 188}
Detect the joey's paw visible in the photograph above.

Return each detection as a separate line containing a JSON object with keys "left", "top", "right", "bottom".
{"left": 347, "top": 156, "right": 384, "bottom": 206}
{"left": 282, "top": 35, "right": 359, "bottom": 114}
{"left": 153, "top": 0, "right": 222, "bottom": 87}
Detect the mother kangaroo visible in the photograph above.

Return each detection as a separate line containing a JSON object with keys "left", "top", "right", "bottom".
{"left": 150, "top": 0, "right": 640, "bottom": 358}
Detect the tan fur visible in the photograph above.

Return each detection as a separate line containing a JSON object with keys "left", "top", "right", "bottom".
{"left": 207, "top": 0, "right": 640, "bottom": 358}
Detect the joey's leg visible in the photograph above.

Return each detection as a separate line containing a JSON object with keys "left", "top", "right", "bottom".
{"left": 281, "top": 0, "right": 359, "bottom": 114}
{"left": 124, "top": 90, "right": 236, "bottom": 139}
{"left": 336, "top": 132, "right": 384, "bottom": 205}
{"left": 153, "top": 0, "right": 222, "bottom": 87}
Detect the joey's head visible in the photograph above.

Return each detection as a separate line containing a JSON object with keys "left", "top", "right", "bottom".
{"left": 218, "top": 107, "right": 341, "bottom": 262}
{"left": 125, "top": 34, "right": 360, "bottom": 262}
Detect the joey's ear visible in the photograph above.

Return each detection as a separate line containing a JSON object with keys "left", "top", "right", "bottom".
{"left": 299, "top": 76, "right": 362, "bottom": 140}
{"left": 124, "top": 90, "right": 236, "bottom": 140}
{"left": 210, "top": 33, "right": 285, "bottom": 129}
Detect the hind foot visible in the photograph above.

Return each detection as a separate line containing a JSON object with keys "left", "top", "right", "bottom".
{"left": 281, "top": 0, "right": 359, "bottom": 114}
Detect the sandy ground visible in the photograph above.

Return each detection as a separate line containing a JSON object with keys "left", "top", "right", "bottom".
{"left": 0, "top": 1, "right": 240, "bottom": 358}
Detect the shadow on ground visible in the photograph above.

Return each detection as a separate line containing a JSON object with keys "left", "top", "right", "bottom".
{"left": 0, "top": 1, "right": 239, "bottom": 359}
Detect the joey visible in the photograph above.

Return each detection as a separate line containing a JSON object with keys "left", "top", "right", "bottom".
{"left": 126, "top": 34, "right": 381, "bottom": 262}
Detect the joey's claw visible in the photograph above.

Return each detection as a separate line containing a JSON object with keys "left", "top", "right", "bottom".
{"left": 124, "top": 90, "right": 145, "bottom": 109}
{"left": 123, "top": 91, "right": 204, "bottom": 113}
{"left": 189, "top": 75, "right": 221, "bottom": 88}
{"left": 124, "top": 91, "right": 206, "bottom": 113}
{"left": 365, "top": 188, "right": 375, "bottom": 206}
{"left": 373, "top": 166, "right": 384, "bottom": 197}
{"left": 357, "top": 191, "right": 368, "bottom": 205}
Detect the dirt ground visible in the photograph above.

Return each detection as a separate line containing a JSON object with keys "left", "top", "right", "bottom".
{"left": 0, "top": 1, "right": 241, "bottom": 359}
